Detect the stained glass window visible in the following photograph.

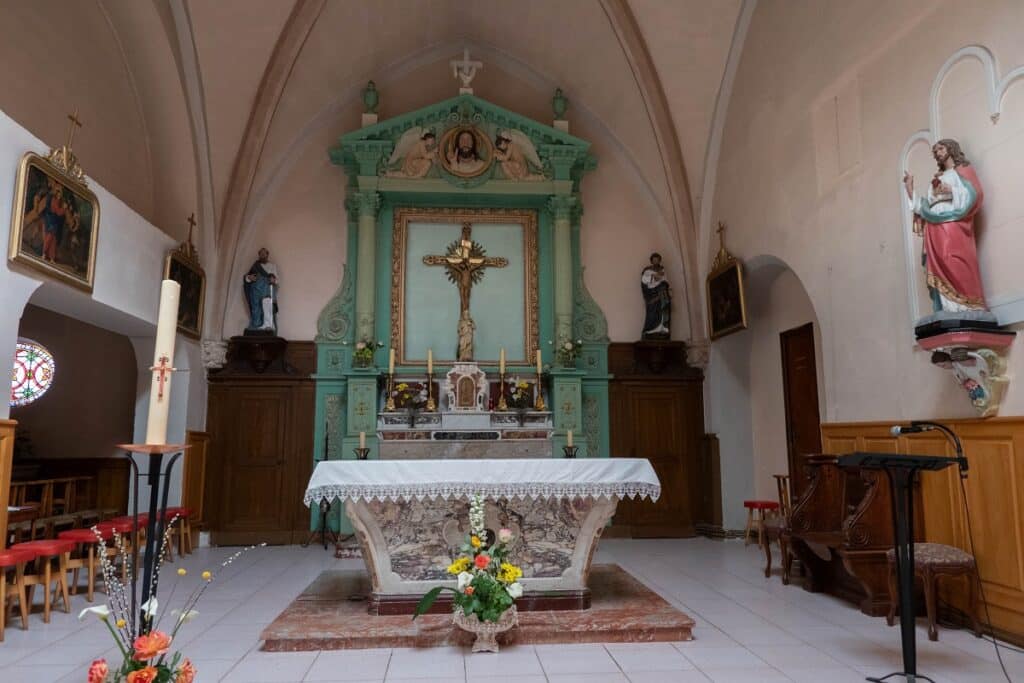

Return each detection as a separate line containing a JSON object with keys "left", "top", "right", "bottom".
{"left": 10, "top": 339, "right": 55, "bottom": 407}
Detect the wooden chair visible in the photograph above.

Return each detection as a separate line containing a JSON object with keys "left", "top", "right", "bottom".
{"left": 763, "top": 474, "right": 794, "bottom": 582}
{"left": 0, "top": 547, "right": 37, "bottom": 641}
{"left": 58, "top": 527, "right": 114, "bottom": 602}
{"left": 10, "top": 539, "right": 74, "bottom": 623}
{"left": 743, "top": 499, "right": 780, "bottom": 547}
{"left": 886, "top": 543, "right": 982, "bottom": 641}
{"left": 163, "top": 507, "right": 194, "bottom": 558}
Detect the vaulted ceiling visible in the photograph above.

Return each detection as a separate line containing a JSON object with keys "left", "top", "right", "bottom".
{"left": 0, "top": 0, "right": 744, "bottom": 340}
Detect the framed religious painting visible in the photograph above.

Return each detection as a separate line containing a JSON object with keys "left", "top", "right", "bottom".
{"left": 438, "top": 125, "right": 494, "bottom": 179}
{"left": 706, "top": 258, "right": 747, "bottom": 340}
{"left": 164, "top": 244, "right": 206, "bottom": 339}
{"left": 8, "top": 152, "right": 100, "bottom": 291}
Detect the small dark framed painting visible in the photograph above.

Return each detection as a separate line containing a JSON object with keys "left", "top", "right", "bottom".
{"left": 706, "top": 259, "right": 748, "bottom": 340}
{"left": 164, "top": 247, "right": 206, "bottom": 339}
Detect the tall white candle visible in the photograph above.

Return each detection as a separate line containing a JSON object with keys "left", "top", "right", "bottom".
{"left": 359, "top": 431, "right": 366, "bottom": 449}
{"left": 535, "top": 349, "right": 542, "bottom": 374}
{"left": 567, "top": 429, "right": 573, "bottom": 447}
{"left": 145, "top": 280, "right": 181, "bottom": 445}
{"left": 499, "top": 348, "right": 505, "bottom": 373}
{"left": 427, "top": 348, "right": 433, "bottom": 374}
{"left": 389, "top": 348, "right": 395, "bottom": 374}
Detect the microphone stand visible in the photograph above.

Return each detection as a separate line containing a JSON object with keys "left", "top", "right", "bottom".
{"left": 910, "top": 420, "right": 968, "bottom": 476}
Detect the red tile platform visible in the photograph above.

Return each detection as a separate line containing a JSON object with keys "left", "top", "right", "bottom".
{"left": 261, "top": 564, "right": 695, "bottom": 651}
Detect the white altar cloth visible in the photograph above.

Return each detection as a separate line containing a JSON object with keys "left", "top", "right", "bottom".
{"left": 303, "top": 458, "right": 660, "bottom": 506}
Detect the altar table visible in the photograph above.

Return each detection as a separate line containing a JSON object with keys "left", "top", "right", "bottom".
{"left": 304, "top": 458, "right": 660, "bottom": 614}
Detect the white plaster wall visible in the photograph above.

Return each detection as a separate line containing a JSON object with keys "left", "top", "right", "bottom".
{"left": 229, "top": 63, "right": 686, "bottom": 343}
{"left": 0, "top": 108, "right": 204, "bottom": 503}
{"left": 706, "top": 0, "right": 1024, "bottom": 525}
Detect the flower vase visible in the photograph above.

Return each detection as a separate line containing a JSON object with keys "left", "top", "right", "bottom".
{"left": 453, "top": 606, "right": 518, "bottom": 653}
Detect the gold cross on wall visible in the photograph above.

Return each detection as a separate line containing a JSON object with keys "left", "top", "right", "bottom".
{"left": 422, "top": 222, "right": 509, "bottom": 316}
{"left": 64, "top": 110, "right": 82, "bottom": 151}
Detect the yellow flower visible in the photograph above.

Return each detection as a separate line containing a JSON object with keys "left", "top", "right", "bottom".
{"left": 446, "top": 557, "right": 470, "bottom": 575}
{"left": 201, "top": 571, "right": 212, "bottom": 581}
{"left": 177, "top": 568, "right": 187, "bottom": 576}
{"left": 116, "top": 619, "right": 127, "bottom": 629}
{"left": 470, "top": 535, "right": 482, "bottom": 548}
{"left": 498, "top": 562, "right": 523, "bottom": 583}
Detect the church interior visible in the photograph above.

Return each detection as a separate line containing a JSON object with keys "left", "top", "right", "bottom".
{"left": 2, "top": 1, "right": 1024, "bottom": 681}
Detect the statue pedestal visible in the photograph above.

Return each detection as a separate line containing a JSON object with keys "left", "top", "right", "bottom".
{"left": 225, "top": 334, "right": 290, "bottom": 374}
{"left": 917, "top": 327, "right": 1016, "bottom": 417}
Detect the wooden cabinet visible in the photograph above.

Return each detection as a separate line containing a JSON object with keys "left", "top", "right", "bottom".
{"left": 609, "top": 342, "right": 705, "bottom": 538}
{"left": 204, "top": 342, "right": 315, "bottom": 546}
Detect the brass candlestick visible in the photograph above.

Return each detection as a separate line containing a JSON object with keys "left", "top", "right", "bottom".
{"left": 497, "top": 371, "right": 508, "bottom": 410}
{"left": 385, "top": 373, "right": 396, "bottom": 411}
{"left": 354, "top": 447, "right": 370, "bottom": 460}
{"left": 562, "top": 445, "right": 578, "bottom": 459}
{"left": 425, "top": 372, "right": 436, "bottom": 412}
{"left": 534, "top": 372, "right": 546, "bottom": 411}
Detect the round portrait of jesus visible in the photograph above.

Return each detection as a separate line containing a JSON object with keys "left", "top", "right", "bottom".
{"left": 439, "top": 126, "right": 494, "bottom": 179}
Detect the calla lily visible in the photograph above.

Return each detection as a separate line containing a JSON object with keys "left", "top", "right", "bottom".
{"left": 171, "top": 608, "right": 199, "bottom": 624}
{"left": 141, "top": 597, "right": 158, "bottom": 618}
{"left": 78, "top": 605, "right": 111, "bottom": 621}
{"left": 507, "top": 582, "right": 524, "bottom": 599}
{"left": 457, "top": 571, "right": 473, "bottom": 590}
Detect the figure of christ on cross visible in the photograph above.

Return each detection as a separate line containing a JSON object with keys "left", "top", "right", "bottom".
{"left": 423, "top": 222, "right": 508, "bottom": 360}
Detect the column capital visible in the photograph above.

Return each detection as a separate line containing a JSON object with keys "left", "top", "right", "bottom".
{"left": 347, "top": 191, "right": 382, "bottom": 219}
{"left": 546, "top": 194, "right": 578, "bottom": 222}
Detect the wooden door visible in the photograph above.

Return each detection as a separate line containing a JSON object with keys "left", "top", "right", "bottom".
{"left": 780, "top": 323, "right": 822, "bottom": 496}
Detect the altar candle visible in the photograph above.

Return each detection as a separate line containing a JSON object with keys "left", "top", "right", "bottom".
{"left": 145, "top": 280, "right": 181, "bottom": 445}
{"left": 499, "top": 348, "right": 505, "bottom": 373}
{"left": 427, "top": 348, "right": 433, "bottom": 374}
{"left": 567, "top": 430, "right": 573, "bottom": 447}
{"left": 389, "top": 348, "right": 395, "bottom": 374}
{"left": 535, "top": 349, "right": 542, "bottom": 374}
{"left": 359, "top": 431, "right": 366, "bottom": 449}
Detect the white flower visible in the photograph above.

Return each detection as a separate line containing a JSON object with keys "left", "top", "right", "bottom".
{"left": 457, "top": 572, "right": 473, "bottom": 590}
{"left": 506, "top": 582, "right": 523, "bottom": 599}
{"left": 78, "top": 605, "right": 111, "bottom": 621}
{"left": 355, "top": 342, "right": 366, "bottom": 350}
{"left": 141, "top": 597, "right": 158, "bottom": 619}
{"left": 498, "top": 528, "right": 513, "bottom": 543}
{"left": 563, "top": 342, "right": 573, "bottom": 350}
{"left": 171, "top": 608, "right": 200, "bottom": 625}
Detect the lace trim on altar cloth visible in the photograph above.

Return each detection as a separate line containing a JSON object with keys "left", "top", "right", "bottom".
{"left": 303, "top": 481, "right": 661, "bottom": 506}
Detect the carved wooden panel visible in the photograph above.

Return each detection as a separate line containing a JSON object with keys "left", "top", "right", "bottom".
{"left": 182, "top": 430, "right": 210, "bottom": 532}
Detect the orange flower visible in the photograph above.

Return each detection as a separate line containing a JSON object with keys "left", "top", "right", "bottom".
{"left": 132, "top": 630, "right": 172, "bottom": 661}
{"left": 464, "top": 586, "right": 475, "bottom": 596}
{"left": 87, "top": 659, "right": 108, "bottom": 683}
{"left": 474, "top": 554, "right": 490, "bottom": 569}
{"left": 175, "top": 659, "right": 197, "bottom": 683}
{"left": 127, "top": 666, "right": 159, "bottom": 683}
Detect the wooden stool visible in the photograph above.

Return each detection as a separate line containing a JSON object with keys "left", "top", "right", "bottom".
{"left": 763, "top": 475, "right": 794, "bottom": 582}
{"left": 10, "top": 539, "right": 75, "bottom": 623}
{"left": 163, "top": 507, "right": 194, "bottom": 558}
{"left": 886, "top": 542, "right": 983, "bottom": 641}
{"left": 743, "top": 500, "right": 780, "bottom": 547}
{"left": 58, "top": 527, "right": 113, "bottom": 602}
{"left": 0, "top": 547, "right": 37, "bottom": 641}
{"left": 97, "top": 519, "right": 138, "bottom": 582}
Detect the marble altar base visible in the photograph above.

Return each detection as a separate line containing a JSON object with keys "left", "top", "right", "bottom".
{"left": 260, "top": 564, "right": 695, "bottom": 651}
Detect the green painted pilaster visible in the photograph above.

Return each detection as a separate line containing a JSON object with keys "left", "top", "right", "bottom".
{"left": 352, "top": 191, "right": 381, "bottom": 341}
{"left": 551, "top": 370, "right": 585, "bottom": 456}
{"left": 548, "top": 195, "right": 577, "bottom": 346}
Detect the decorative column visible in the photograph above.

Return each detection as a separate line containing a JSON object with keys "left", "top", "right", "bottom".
{"left": 549, "top": 195, "right": 577, "bottom": 345}
{"left": 352, "top": 191, "right": 381, "bottom": 343}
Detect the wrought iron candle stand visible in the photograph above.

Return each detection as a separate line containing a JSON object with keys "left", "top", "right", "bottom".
{"left": 117, "top": 443, "right": 190, "bottom": 635}
{"left": 354, "top": 447, "right": 370, "bottom": 460}
{"left": 497, "top": 371, "right": 509, "bottom": 410}
{"left": 303, "top": 428, "right": 341, "bottom": 550}
{"left": 562, "top": 445, "right": 579, "bottom": 459}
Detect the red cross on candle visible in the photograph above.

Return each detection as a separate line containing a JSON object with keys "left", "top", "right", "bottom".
{"left": 150, "top": 355, "right": 176, "bottom": 400}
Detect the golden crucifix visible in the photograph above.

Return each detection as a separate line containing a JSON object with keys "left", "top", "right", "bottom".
{"left": 423, "top": 222, "right": 508, "bottom": 360}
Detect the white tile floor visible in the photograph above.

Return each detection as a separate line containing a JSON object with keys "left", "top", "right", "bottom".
{"left": 1, "top": 538, "right": 1021, "bottom": 682}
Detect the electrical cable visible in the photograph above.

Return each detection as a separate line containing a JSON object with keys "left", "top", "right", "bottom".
{"left": 958, "top": 473, "right": 1013, "bottom": 682}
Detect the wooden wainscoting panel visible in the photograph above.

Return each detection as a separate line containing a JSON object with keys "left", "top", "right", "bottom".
{"left": 182, "top": 430, "right": 210, "bottom": 536}
{"left": 821, "top": 418, "right": 1024, "bottom": 644}
{"left": 0, "top": 419, "right": 15, "bottom": 550}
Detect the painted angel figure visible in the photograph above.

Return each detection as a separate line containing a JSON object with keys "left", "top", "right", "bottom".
{"left": 494, "top": 129, "right": 544, "bottom": 181}
{"left": 386, "top": 127, "right": 437, "bottom": 178}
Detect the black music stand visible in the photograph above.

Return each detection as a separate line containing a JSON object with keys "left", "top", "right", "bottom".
{"left": 838, "top": 452, "right": 966, "bottom": 683}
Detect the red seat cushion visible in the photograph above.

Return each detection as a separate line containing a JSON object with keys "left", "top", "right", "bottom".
{"left": 163, "top": 507, "right": 191, "bottom": 519}
{"left": 58, "top": 528, "right": 112, "bottom": 543}
{"left": 0, "top": 548, "right": 37, "bottom": 566}
{"left": 10, "top": 539, "right": 76, "bottom": 556}
{"left": 743, "top": 500, "right": 780, "bottom": 510}
{"left": 97, "top": 520, "right": 133, "bottom": 535}
{"left": 106, "top": 515, "right": 148, "bottom": 529}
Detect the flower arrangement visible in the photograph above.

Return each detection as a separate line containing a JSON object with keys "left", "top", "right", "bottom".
{"left": 413, "top": 495, "right": 523, "bottom": 624}
{"left": 81, "top": 522, "right": 264, "bottom": 683}
{"left": 350, "top": 339, "right": 383, "bottom": 368}
{"left": 556, "top": 339, "right": 583, "bottom": 367}
{"left": 392, "top": 381, "right": 428, "bottom": 410}
{"left": 505, "top": 377, "right": 533, "bottom": 410}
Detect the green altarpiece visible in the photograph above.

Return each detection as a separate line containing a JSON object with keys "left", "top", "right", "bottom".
{"left": 312, "top": 94, "right": 610, "bottom": 532}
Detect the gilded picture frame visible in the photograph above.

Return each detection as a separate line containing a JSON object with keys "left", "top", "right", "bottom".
{"left": 706, "top": 259, "right": 748, "bottom": 340}
{"left": 164, "top": 246, "right": 206, "bottom": 340}
{"left": 391, "top": 207, "right": 538, "bottom": 365}
{"left": 438, "top": 125, "right": 494, "bottom": 179}
{"left": 8, "top": 152, "right": 100, "bottom": 292}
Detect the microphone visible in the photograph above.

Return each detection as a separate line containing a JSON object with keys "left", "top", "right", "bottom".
{"left": 890, "top": 424, "right": 934, "bottom": 436}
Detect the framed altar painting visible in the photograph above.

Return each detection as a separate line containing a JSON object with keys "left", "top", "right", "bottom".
{"left": 706, "top": 259, "right": 747, "bottom": 340}
{"left": 8, "top": 152, "right": 99, "bottom": 292}
{"left": 164, "top": 247, "right": 206, "bottom": 339}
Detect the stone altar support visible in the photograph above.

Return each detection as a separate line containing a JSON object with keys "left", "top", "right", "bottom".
{"left": 304, "top": 458, "right": 659, "bottom": 614}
